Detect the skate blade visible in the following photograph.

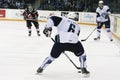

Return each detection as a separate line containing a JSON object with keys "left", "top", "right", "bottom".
{"left": 82, "top": 73, "right": 90, "bottom": 78}
{"left": 94, "top": 38, "right": 100, "bottom": 41}
{"left": 35, "top": 72, "right": 43, "bottom": 75}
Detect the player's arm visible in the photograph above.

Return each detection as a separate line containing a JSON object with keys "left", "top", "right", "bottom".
{"left": 107, "top": 9, "right": 111, "bottom": 14}
{"left": 106, "top": 6, "right": 111, "bottom": 15}
{"left": 43, "top": 18, "right": 54, "bottom": 37}
{"left": 96, "top": 8, "right": 101, "bottom": 22}
{"left": 34, "top": 12, "right": 38, "bottom": 19}
{"left": 33, "top": 9, "right": 39, "bottom": 20}
{"left": 104, "top": 6, "right": 111, "bottom": 19}
{"left": 23, "top": 10, "right": 33, "bottom": 20}
{"left": 96, "top": 12, "right": 100, "bottom": 17}
{"left": 23, "top": 10, "right": 28, "bottom": 20}
{"left": 96, "top": 12, "right": 101, "bottom": 23}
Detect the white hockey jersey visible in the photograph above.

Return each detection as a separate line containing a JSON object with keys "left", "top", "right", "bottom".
{"left": 96, "top": 5, "right": 111, "bottom": 22}
{"left": 45, "top": 16, "right": 80, "bottom": 43}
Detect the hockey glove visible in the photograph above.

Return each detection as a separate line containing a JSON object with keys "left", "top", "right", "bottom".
{"left": 104, "top": 12, "right": 109, "bottom": 19}
{"left": 43, "top": 27, "right": 52, "bottom": 37}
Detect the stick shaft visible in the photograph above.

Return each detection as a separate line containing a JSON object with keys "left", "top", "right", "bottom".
{"left": 50, "top": 37, "right": 81, "bottom": 69}
{"left": 81, "top": 27, "right": 97, "bottom": 41}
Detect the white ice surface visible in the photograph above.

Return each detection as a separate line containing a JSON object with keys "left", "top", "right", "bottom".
{"left": 0, "top": 21, "right": 120, "bottom": 80}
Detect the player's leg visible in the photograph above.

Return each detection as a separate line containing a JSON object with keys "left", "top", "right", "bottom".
{"left": 26, "top": 20, "right": 32, "bottom": 36}
{"left": 37, "top": 55, "right": 55, "bottom": 73}
{"left": 94, "top": 22, "right": 103, "bottom": 40}
{"left": 66, "top": 42, "right": 90, "bottom": 74}
{"left": 33, "top": 21, "right": 40, "bottom": 36}
{"left": 74, "top": 42, "right": 89, "bottom": 74}
{"left": 105, "top": 21, "right": 113, "bottom": 41}
{"left": 37, "top": 42, "right": 63, "bottom": 73}
{"left": 79, "top": 52, "right": 90, "bottom": 75}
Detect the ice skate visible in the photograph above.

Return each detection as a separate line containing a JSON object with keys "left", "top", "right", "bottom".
{"left": 28, "top": 33, "right": 31, "bottom": 36}
{"left": 81, "top": 68, "right": 90, "bottom": 77}
{"left": 37, "top": 33, "right": 40, "bottom": 36}
{"left": 37, "top": 30, "right": 40, "bottom": 36}
{"left": 110, "top": 39, "right": 113, "bottom": 42}
{"left": 37, "top": 67, "right": 43, "bottom": 73}
{"left": 94, "top": 36, "right": 100, "bottom": 40}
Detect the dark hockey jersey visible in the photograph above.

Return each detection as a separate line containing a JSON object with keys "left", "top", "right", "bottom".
{"left": 23, "top": 8, "right": 38, "bottom": 20}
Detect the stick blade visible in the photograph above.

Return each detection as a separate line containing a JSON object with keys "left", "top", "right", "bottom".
{"left": 81, "top": 39, "right": 86, "bottom": 42}
{"left": 77, "top": 67, "right": 81, "bottom": 69}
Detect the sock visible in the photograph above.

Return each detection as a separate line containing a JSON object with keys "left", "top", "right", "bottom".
{"left": 36, "top": 29, "right": 40, "bottom": 34}
{"left": 79, "top": 53, "right": 87, "bottom": 68}
{"left": 28, "top": 29, "right": 31, "bottom": 34}
{"left": 96, "top": 29, "right": 101, "bottom": 38}
{"left": 40, "top": 56, "right": 55, "bottom": 69}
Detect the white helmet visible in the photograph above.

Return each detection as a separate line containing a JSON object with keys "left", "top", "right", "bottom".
{"left": 98, "top": 0, "right": 104, "bottom": 8}
{"left": 28, "top": 5, "right": 33, "bottom": 12}
{"left": 67, "top": 12, "right": 76, "bottom": 19}
{"left": 99, "top": 0, "right": 104, "bottom": 4}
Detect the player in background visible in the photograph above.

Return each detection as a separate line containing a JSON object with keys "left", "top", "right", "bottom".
{"left": 94, "top": 0, "right": 113, "bottom": 41}
{"left": 23, "top": 4, "right": 40, "bottom": 36}
{"left": 36, "top": 13, "right": 90, "bottom": 76}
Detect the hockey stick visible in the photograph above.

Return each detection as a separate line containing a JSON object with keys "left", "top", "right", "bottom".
{"left": 50, "top": 36, "right": 81, "bottom": 70}
{"left": 81, "top": 27, "right": 97, "bottom": 42}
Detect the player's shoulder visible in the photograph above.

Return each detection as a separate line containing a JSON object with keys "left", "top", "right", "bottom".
{"left": 33, "top": 8, "right": 37, "bottom": 11}
{"left": 103, "top": 5, "right": 109, "bottom": 9}
{"left": 60, "top": 16, "right": 76, "bottom": 24}
{"left": 49, "top": 15, "right": 76, "bottom": 22}
{"left": 49, "top": 16, "right": 63, "bottom": 26}
{"left": 96, "top": 6, "right": 100, "bottom": 11}
{"left": 50, "top": 16, "right": 63, "bottom": 20}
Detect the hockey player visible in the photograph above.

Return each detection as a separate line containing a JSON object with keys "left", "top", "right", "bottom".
{"left": 94, "top": 0, "right": 113, "bottom": 41}
{"left": 23, "top": 5, "right": 40, "bottom": 36}
{"left": 36, "top": 13, "right": 90, "bottom": 76}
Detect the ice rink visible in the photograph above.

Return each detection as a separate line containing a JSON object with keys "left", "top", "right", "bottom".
{"left": 0, "top": 21, "right": 120, "bottom": 80}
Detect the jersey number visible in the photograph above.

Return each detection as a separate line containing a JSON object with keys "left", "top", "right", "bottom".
{"left": 68, "top": 24, "right": 75, "bottom": 33}
{"left": 101, "top": 13, "right": 108, "bottom": 19}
